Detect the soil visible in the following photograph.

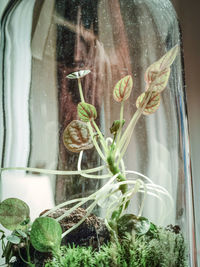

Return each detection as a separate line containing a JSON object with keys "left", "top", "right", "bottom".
{"left": 12, "top": 208, "right": 110, "bottom": 267}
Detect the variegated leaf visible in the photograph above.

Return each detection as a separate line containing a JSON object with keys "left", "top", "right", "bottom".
{"left": 66, "top": 70, "right": 91, "bottom": 79}
{"left": 145, "top": 45, "right": 179, "bottom": 92}
{"left": 78, "top": 102, "right": 97, "bottom": 122}
{"left": 147, "top": 67, "right": 170, "bottom": 93}
{"left": 63, "top": 120, "right": 93, "bottom": 153}
{"left": 136, "top": 91, "right": 161, "bottom": 115}
{"left": 113, "top": 75, "right": 133, "bottom": 102}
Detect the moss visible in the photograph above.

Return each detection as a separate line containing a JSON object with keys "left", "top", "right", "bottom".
{"left": 45, "top": 227, "right": 188, "bottom": 267}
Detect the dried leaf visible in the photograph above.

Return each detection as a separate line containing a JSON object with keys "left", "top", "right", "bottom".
{"left": 63, "top": 120, "right": 93, "bottom": 153}
{"left": 145, "top": 45, "right": 179, "bottom": 92}
{"left": 136, "top": 91, "right": 160, "bottom": 115}
{"left": 66, "top": 70, "right": 91, "bottom": 79}
{"left": 113, "top": 75, "right": 133, "bottom": 102}
{"left": 78, "top": 102, "right": 97, "bottom": 122}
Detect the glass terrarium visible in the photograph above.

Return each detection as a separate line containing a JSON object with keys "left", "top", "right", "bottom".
{"left": 0, "top": 0, "right": 197, "bottom": 266}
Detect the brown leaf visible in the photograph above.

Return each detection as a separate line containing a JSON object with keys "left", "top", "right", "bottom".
{"left": 63, "top": 120, "right": 93, "bottom": 153}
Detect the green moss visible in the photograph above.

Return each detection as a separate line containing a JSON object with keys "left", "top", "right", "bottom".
{"left": 45, "top": 227, "right": 188, "bottom": 267}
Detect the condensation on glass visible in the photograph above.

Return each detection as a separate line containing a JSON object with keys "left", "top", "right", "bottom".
{"left": 0, "top": 0, "right": 197, "bottom": 265}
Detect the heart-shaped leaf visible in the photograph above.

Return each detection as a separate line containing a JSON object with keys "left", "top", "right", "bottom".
{"left": 78, "top": 102, "right": 97, "bottom": 122}
{"left": 136, "top": 91, "right": 160, "bottom": 115}
{"left": 0, "top": 198, "right": 30, "bottom": 231}
{"left": 63, "top": 120, "right": 93, "bottom": 153}
{"left": 145, "top": 45, "right": 179, "bottom": 92}
{"left": 113, "top": 75, "right": 133, "bottom": 102}
{"left": 66, "top": 70, "right": 91, "bottom": 79}
{"left": 30, "top": 217, "right": 62, "bottom": 253}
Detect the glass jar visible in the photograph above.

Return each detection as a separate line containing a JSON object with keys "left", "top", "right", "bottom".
{"left": 0, "top": 0, "right": 197, "bottom": 266}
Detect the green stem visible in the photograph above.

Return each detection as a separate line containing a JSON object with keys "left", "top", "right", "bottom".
{"left": 114, "top": 101, "right": 124, "bottom": 157}
{"left": 107, "top": 154, "right": 127, "bottom": 195}
{"left": 78, "top": 78, "right": 85, "bottom": 102}
{"left": 26, "top": 238, "right": 33, "bottom": 267}
{"left": 117, "top": 86, "right": 154, "bottom": 164}
{"left": 87, "top": 122, "right": 106, "bottom": 162}
{"left": 117, "top": 108, "right": 141, "bottom": 165}
{"left": 92, "top": 119, "right": 108, "bottom": 153}
{"left": 77, "top": 77, "right": 106, "bottom": 161}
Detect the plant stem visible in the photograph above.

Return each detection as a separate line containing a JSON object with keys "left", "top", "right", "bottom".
{"left": 0, "top": 165, "right": 106, "bottom": 176}
{"left": 26, "top": 237, "right": 35, "bottom": 267}
{"left": 114, "top": 101, "right": 124, "bottom": 157}
{"left": 78, "top": 78, "right": 85, "bottom": 102}
{"left": 91, "top": 119, "right": 108, "bottom": 153}
{"left": 87, "top": 122, "right": 106, "bottom": 162}
{"left": 77, "top": 77, "right": 106, "bottom": 162}
{"left": 117, "top": 86, "right": 155, "bottom": 165}
{"left": 107, "top": 153, "right": 127, "bottom": 198}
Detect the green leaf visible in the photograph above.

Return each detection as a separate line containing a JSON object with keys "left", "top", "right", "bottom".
{"left": 0, "top": 198, "right": 30, "bottom": 231}
{"left": 117, "top": 214, "right": 151, "bottom": 237}
{"left": 145, "top": 45, "right": 179, "bottom": 92}
{"left": 66, "top": 70, "right": 91, "bottom": 79}
{"left": 15, "top": 229, "right": 27, "bottom": 238}
{"left": 63, "top": 120, "right": 93, "bottom": 153}
{"left": 6, "top": 235, "right": 21, "bottom": 244}
{"left": 30, "top": 217, "right": 62, "bottom": 253}
{"left": 110, "top": 119, "right": 125, "bottom": 135}
{"left": 113, "top": 75, "right": 133, "bottom": 102}
{"left": 78, "top": 102, "right": 97, "bottom": 122}
{"left": 136, "top": 91, "right": 161, "bottom": 115}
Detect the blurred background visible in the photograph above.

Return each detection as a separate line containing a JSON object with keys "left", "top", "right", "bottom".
{"left": 171, "top": 0, "right": 200, "bottom": 261}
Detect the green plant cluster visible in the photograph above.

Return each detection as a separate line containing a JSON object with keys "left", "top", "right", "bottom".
{"left": 45, "top": 228, "right": 187, "bottom": 267}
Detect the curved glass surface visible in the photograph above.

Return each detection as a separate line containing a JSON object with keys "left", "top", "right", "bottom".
{"left": 0, "top": 0, "right": 197, "bottom": 265}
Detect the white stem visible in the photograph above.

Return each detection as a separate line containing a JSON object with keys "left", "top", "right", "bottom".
{"left": 0, "top": 165, "right": 106, "bottom": 176}
{"left": 77, "top": 151, "right": 110, "bottom": 179}
{"left": 125, "top": 170, "right": 154, "bottom": 184}
{"left": 92, "top": 120, "right": 108, "bottom": 154}
{"left": 87, "top": 122, "right": 106, "bottom": 162}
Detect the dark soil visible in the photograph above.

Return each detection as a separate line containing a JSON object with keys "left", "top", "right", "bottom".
{"left": 11, "top": 208, "right": 110, "bottom": 267}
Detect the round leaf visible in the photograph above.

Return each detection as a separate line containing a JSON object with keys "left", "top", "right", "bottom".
{"left": 7, "top": 235, "right": 21, "bottom": 244}
{"left": 0, "top": 198, "right": 30, "bottom": 231}
{"left": 136, "top": 91, "right": 160, "bottom": 115}
{"left": 63, "top": 120, "right": 93, "bottom": 153}
{"left": 78, "top": 102, "right": 97, "bottom": 122}
{"left": 66, "top": 70, "right": 91, "bottom": 79}
{"left": 117, "top": 214, "right": 151, "bottom": 236}
{"left": 113, "top": 75, "right": 133, "bottom": 102}
{"left": 30, "top": 217, "right": 62, "bottom": 253}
